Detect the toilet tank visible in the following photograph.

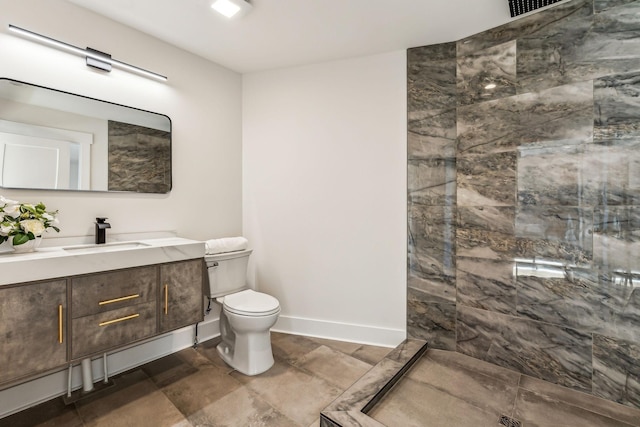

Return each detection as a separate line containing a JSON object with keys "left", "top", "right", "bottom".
{"left": 205, "top": 249, "right": 252, "bottom": 298}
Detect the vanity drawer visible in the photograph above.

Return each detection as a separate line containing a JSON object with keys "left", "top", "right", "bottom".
{"left": 71, "top": 301, "right": 156, "bottom": 359}
{"left": 71, "top": 266, "right": 157, "bottom": 318}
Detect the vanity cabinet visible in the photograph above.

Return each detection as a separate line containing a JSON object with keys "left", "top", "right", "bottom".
{"left": 159, "top": 259, "right": 204, "bottom": 333}
{"left": 71, "top": 266, "right": 158, "bottom": 359}
{"left": 0, "top": 280, "right": 67, "bottom": 385}
{"left": 0, "top": 257, "right": 203, "bottom": 386}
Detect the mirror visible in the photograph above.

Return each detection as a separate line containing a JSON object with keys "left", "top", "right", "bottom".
{"left": 0, "top": 78, "right": 171, "bottom": 193}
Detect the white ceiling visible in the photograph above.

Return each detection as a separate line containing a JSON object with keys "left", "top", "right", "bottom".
{"left": 67, "top": 0, "right": 523, "bottom": 74}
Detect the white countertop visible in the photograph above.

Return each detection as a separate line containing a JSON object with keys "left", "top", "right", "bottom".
{"left": 0, "top": 234, "right": 205, "bottom": 286}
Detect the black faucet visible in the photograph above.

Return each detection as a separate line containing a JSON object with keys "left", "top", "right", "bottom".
{"left": 95, "top": 217, "right": 111, "bottom": 244}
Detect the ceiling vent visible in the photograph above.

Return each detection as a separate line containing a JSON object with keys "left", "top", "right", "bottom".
{"left": 508, "top": 0, "right": 564, "bottom": 17}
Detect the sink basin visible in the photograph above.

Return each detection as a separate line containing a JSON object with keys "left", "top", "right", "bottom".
{"left": 63, "top": 241, "right": 151, "bottom": 254}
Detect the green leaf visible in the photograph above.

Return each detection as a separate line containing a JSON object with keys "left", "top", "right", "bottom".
{"left": 12, "top": 234, "right": 29, "bottom": 245}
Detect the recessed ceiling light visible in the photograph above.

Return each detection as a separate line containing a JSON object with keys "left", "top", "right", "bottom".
{"left": 484, "top": 83, "right": 497, "bottom": 90}
{"left": 211, "top": 0, "right": 252, "bottom": 18}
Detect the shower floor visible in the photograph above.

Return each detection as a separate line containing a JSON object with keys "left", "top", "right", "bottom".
{"left": 322, "top": 344, "right": 640, "bottom": 427}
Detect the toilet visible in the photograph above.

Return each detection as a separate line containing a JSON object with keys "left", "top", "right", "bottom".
{"left": 205, "top": 249, "right": 280, "bottom": 376}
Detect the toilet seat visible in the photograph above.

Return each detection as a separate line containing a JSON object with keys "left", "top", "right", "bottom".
{"left": 222, "top": 289, "right": 280, "bottom": 317}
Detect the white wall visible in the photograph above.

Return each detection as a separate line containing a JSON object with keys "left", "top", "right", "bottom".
{"left": 0, "top": 0, "right": 241, "bottom": 417}
{"left": 243, "top": 51, "right": 407, "bottom": 346}
{"left": 0, "top": 0, "right": 243, "bottom": 240}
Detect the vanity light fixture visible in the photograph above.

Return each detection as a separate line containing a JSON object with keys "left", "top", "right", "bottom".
{"left": 211, "top": 0, "right": 252, "bottom": 18}
{"left": 8, "top": 25, "right": 168, "bottom": 82}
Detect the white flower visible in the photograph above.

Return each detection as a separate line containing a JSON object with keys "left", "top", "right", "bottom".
{"left": 0, "top": 195, "right": 18, "bottom": 205}
{"left": 2, "top": 202, "right": 21, "bottom": 218}
{"left": 20, "top": 219, "right": 46, "bottom": 236}
{"left": 42, "top": 212, "right": 59, "bottom": 224}
{"left": 0, "top": 223, "right": 14, "bottom": 236}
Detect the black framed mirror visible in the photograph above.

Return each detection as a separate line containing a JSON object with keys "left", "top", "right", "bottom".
{"left": 0, "top": 78, "right": 171, "bottom": 193}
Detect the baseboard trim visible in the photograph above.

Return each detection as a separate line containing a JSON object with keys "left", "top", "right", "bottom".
{"left": 273, "top": 315, "right": 405, "bottom": 348}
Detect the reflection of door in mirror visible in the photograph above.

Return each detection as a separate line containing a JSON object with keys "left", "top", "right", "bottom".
{"left": 0, "top": 78, "right": 171, "bottom": 193}
{"left": 0, "top": 120, "right": 92, "bottom": 190}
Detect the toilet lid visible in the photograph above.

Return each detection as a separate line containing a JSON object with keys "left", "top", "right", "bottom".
{"left": 223, "top": 289, "right": 280, "bottom": 316}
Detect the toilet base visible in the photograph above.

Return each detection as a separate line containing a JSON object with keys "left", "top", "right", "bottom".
{"left": 216, "top": 333, "right": 275, "bottom": 376}
{"left": 216, "top": 307, "right": 278, "bottom": 376}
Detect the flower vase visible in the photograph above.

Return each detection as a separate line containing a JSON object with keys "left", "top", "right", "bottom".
{"left": 11, "top": 236, "right": 42, "bottom": 253}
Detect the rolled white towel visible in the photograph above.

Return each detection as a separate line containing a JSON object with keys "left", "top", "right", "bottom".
{"left": 204, "top": 237, "right": 248, "bottom": 255}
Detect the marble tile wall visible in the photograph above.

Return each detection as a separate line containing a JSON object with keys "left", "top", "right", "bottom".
{"left": 108, "top": 121, "right": 171, "bottom": 193}
{"left": 407, "top": 0, "right": 640, "bottom": 409}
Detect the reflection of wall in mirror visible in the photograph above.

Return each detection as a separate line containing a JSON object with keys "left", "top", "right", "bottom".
{"left": 0, "top": 120, "right": 92, "bottom": 190}
{"left": 0, "top": 99, "right": 104, "bottom": 190}
{"left": 108, "top": 120, "right": 171, "bottom": 193}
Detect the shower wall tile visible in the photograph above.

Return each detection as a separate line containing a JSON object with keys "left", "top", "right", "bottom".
{"left": 456, "top": 305, "right": 593, "bottom": 392}
{"left": 408, "top": 159, "right": 456, "bottom": 206}
{"left": 457, "top": 151, "right": 517, "bottom": 206}
{"left": 582, "top": 140, "right": 640, "bottom": 205}
{"left": 456, "top": 40, "right": 517, "bottom": 106}
{"left": 407, "top": 288, "right": 456, "bottom": 351}
{"left": 516, "top": 267, "right": 640, "bottom": 342}
{"left": 593, "top": 205, "right": 640, "bottom": 270}
{"left": 517, "top": 145, "right": 585, "bottom": 206}
{"left": 408, "top": 204, "right": 456, "bottom": 279}
{"left": 594, "top": 71, "right": 640, "bottom": 142}
{"left": 515, "top": 206, "right": 593, "bottom": 265}
{"left": 457, "top": 96, "right": 519, "bottom": 155}
{"left": 575, "top": 2, "right": 640, "bottom": 76}
{"left": 408, "top": 43, "right": 457, "bottom": 111}
{"left": 517, "top": 81, "right": 594, "bottom": 147}
{"left": 593, "top": 334, "right": 640, "bottom": 408}
{"left": 456, "top": 0, "right": 592, "bottom": 57}
{"left": 408, "top": 108, "right": 457, "bottom": 159}
{"left": 408, "top": 274, "right": 455, "bottom": 303}
{"left": 456, "top": 257, "right": 516, "bottom": 315}
{"left": 516, "top": 1, "right": 593, "bottom": 93}
{"left": 594, "top": 0, "right": 638, "bottom": 13}
{"left": 456, "top": 206, "right": 516, "bottom": 260}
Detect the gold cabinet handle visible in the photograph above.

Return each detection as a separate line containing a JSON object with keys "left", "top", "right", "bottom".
{"left": 99, "top": 313, "right": 140, "bottom": 327}
{"left": 99, "top": 294, "right": 140, "bottom": 306}
{"left": 58, "top": 304, "right": 63, "bottom": 344}
{"left": 164, "top": 284, "right": 168, "bottom": 315}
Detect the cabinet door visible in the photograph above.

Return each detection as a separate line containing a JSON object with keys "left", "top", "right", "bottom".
{"left": 159, "top": 259, "right": 204, "bottom": 333}
{"left": 0, "top": 280, "right": 67, "bottom": 385}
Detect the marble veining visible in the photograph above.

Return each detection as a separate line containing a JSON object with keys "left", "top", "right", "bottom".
{"left": 515, "top": 206, "right": 593, "bottom": 264}
{"left": 108, "top": 121, "right": 171, "bottom": 194}
{"left": 456, "top": 257, "right": 516, "bottom": 315}
{"left": 593, "top": 334, "right": 640, "bottom": 408}
{"left": 457, "top": 97, "right": 519, "bottom": 155}
{"left": 456, "top": 206, "right": 516, "bottom": 260}
{"left": 457, "top": 151, "right": 517, "bottom": 206}
{"left": 516, "top": 0, "right": 594, "bottom": 93}
{"left": 408, "top": 159, "right": 456, "bottom": 206}
{"left": 516, "top": 266, "right": 640, "bottom": 342}
{"left": 408, "top": 108, "right": 457, "bottom": 159}
{"left": 408, "top": 204, "right": 456, "bottom": 280}
{"left": 408, "top": 43, "right": 457, "bottom": 112}
{"left": 457, "top": 306, "right": 593, "bottom": 392}
{"left": 407, "top": 288, "right": 456, "bottom": 350}
{"left": 594, "top": 71, "right": 640, "bottom": 142}
{"left": 457, "top": 40, "right": 517, "bottom": 106}
{"left": 408, "top": 0, "right": 640, "bottom": 410}
{"left": 517, "top": 81, "right": 594, "bottom": 147}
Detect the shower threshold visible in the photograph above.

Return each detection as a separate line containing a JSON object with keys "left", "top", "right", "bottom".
{"left": 320, "top": 339, "right": 428, "bottom": 427}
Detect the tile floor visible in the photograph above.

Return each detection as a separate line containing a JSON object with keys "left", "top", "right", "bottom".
{"left": 0, "top": 333, "right": 392, "bottom": 427}
{"left": 367, "top": 349, "right": 640, "bottom": 427}
{"left": 3, "top": 334, "right": 640, "bottom": 427}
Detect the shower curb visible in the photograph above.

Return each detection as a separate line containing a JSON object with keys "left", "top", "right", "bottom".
{"left": 320, "top": 339, "right": 428, "bottom": 427}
